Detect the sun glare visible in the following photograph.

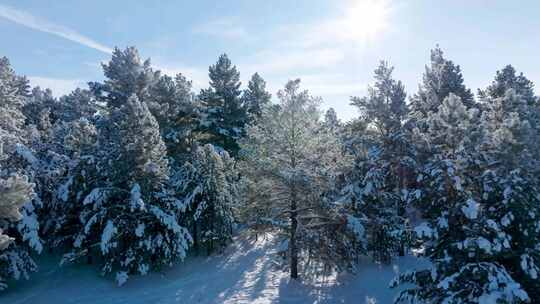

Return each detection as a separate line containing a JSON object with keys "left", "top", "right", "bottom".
{"left": 339, "top": 0, "right": 390, "bottom": 43}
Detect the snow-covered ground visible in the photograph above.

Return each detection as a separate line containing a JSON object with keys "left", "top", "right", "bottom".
{"left": 1, "top": 232, "right": 426, "bottom": 304}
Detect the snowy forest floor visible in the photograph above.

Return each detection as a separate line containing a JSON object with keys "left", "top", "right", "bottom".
{"left": 1, "top": 232, "right": 427, "bottom": 304}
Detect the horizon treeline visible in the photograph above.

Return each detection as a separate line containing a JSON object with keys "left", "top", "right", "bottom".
{"left": 0, "top": 46, "right": 539, "bottom": 303}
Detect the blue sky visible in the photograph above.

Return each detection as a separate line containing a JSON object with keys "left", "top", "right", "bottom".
{"left": 1, "top": 0, "right": 539, "bottom": 120}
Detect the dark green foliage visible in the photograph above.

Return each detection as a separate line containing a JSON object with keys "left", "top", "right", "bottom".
{"left": 198, "top": 54, "right": 246, "bottom": 156}
{"left": 242, "top": 72, "right": 271, "bottom": 122}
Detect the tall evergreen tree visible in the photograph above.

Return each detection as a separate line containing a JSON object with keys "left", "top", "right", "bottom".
{"left": 178, "top": 144, "right": 237, "bottom": 254}
{"left": 0, "top": 173, "right": 34, "bottom": 290}
{"left": 0, "top": 57, "right": 41, "bottom": 290}
{"left": 345, "top": 61, "right": 415, "bottom": 263}
{"left": 479, "top": 65, "right": 540, "bottom": 164}
{"left": 478, "top": 65, "right": 536, "bottom": 105}
{"left": 22, "top": 87, "right": 57, "bottom": 128}
{"left": 323, "top": 107, "right": 341, "bottom": 133}
{"left": 60, "top": 96, "right": 192, "bottom": 285}
{"left": 0, "top": 57, "right": 27, "bottom": 149}
{"left": 477, "top": 90, "right": 540, "bottom": 300}
{"left": 57, "top": 88, "right": 100, "bottom": 122}
{"left": 394, "top": 91, "right": 539, "bottom": 303}
{"left": 55, "top": 50, "right": 192, "bottom": 285}
{"left": 242, "top": 72, "right": 271, "bottom": 122}
{"left": 199, "top": 54, "right": 246, "bottom": 155}
{"left": 0, "top": 175, "right": 34, "bottom": 251}
{"left": 410, "top": 47, "right": 475, "bottom": 125}
{"left": 147, "top": 73, "right": 199, "bottom": 163}
{"left": 241, "top": 79, "right": 362, "bottom": 279}
{"left": 90, "top": 47, "right": 158, "bottom": 109}
{"left": 352, "top": 61, "right": 408, "bottom": 138}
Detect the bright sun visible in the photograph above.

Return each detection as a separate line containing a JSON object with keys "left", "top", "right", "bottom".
{"left": 339, "top": 0, "right": 390, "bottom": 43}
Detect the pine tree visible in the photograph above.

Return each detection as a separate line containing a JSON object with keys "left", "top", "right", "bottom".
{"left": 55, "top": 50, "right": 192, "bottom": 285}
{"left": 393, "top": 92, "right": 538, "bottom": 303}
{"left": 147, "top": 73, "right": 199, "bottom": 163}
{"left": 0, "top": 174, "right": 34, "bottom": 290}
{"left": 45, "top": 118, "right": 98, "bottom": 249}
{"left": 22, "top": 87, "right": 57, "bottom": 128}
{"left": 478, "top": 65, "right": 540, "bottom": 164}
{"left": 57, "top": 88, "right": 100, "bottom": 122}
{"left": 478, "top": 65, "right": 536, "bottom": 105}
{"left": 90, "top": 47, "right": 158, "bottom": 109}
{"left": 352, "top": 61, "right": 408, "bottom": 138}
{"left": 409, "top": 47, "right": 475, "bottom": 126}
{"left": 0, "top": 57, "right": 41, "bottom": 290}
{"left": 323, "top": 107, "right": 341, "bottom": 132}
{"left": 477, "top": 89, "right": 540, "bottom": 300}
{"left": 199, "top": 54, "right": 246, "bottom": 156}
{"left": 242, "top": 73, "right": 271, "bottom": 122}
{"left": 392, "top": 94, "right": 485, "bottom": 303}
{"left": 345, "top": 61, "right": 414, "bottom": 263}
{"left": 0, "top": 172, "right": 34, "bottom": 250}
{"left": 60, "top": 95, "right": 191, "bottom": 285}
{"left": 241, "top": 79, "right": 361, "bottom": 279}
{"left": 177, "top": 144, "right": 237, "bottom": 254}
{"left": 0, "top": 57, "right": 27, "bottom": 149}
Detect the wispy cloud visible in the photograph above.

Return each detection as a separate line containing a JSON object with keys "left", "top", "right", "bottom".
{"left": 0, "top": 4, "right": 112, "bottom": 54}
{"left": 242, "top": 48, "right": 346, "bottom": 75}
{"left": 192, "top": 18, "right": 249, "bottom": 39}
{"left": 28, "top": 76, "right": 86, "bottom": 96}
{"left": 292, "top": 74, "right": 364, "bottom": 96}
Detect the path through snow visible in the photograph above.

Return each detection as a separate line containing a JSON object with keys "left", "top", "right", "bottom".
{"left": 0, "top": 232, "right": 426, "bottom": 303}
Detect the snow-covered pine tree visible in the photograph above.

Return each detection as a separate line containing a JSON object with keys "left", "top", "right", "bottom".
{"left": 176, "top": 144, "right": 236, "bottom": 254}
{"left": 344, "top": 61, "right": 415, "bottom": 263}
{"left": 0, "top": 175, "right": 34, "bottom": 251}
{"left": 392, "top": 94, "right": 488, "bottom": 303}
{"left": 21, "top": 84, "right": 98, "bottom": 254}
{"left": 50, "top": 49, "right": 192, "bottom": 285}
{"left": 238, "top": 97, "right": 290, "bottom": 243}
{"left": 0, "top": 57, "right": 41, "bottom": 290}
{"left": 22, "top": 87, "right": 57, "bottom": 127}
{"left": 478, "top": 65, "right": 540, "bottom": 165}
{"left": 56, "top": 88, "right": 100, "bottom": 123}
{"left": 476, "top": 88, "right": 540, "bottom": 301}
{"left": 478, "top": 65, "right": 537, "bottom": 106}
{"left": 323, "top": 108, "right": 341, "bottom": 133}
{"left": 147, "top": 72, "right": 199, "bottom": 163}
{"left": 241, "top": 79, "right": 362, "bottom": 279}
{"left": 235, "top": 167, "right": 274, "bottom": 241}
{"left": 409, "top": 47, "right": 475, "bottom": 128}
{"left": 242, "top": 72, "right": 271, "bottom": 123}
{"left": 199, "top": 54, "right": 246, "bottom": 156}
{"left": 0, "top": 57, "right": 27, "bottom": 152}
{"left": 45, "top": 117, "right": 98, "bottom": 249}
{"left": 89, "top": 47, "right": 158, "bottom": 109}
{"left": 0, "top": 173, "right": 34, "bottom": 290}
{"left": 60, "top": 95, "right": 192, "bottom": 285}
{"left": 393, "top": 91, "right": 538, "bottom": 303}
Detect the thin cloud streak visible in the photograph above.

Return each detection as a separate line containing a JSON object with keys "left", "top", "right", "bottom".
{"left": 242, "top": 48, "right": 346, "bottom": 75}
{"left": 0, "top": 4, "right": 112, "bottom": 54}
{"left": 192, "top": 18, "right": 249, "bottom": 39}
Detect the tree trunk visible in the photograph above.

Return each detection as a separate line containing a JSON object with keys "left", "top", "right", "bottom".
{"left": 192, "top": 219, "right": 199, "bottom": 254}
{"left": 398, "top": 201, "right": 406, "bottom": 257}
{"left": 398, "top": 242, "right": 405, "bottom": 256}
{"left": 290, "top": 191, "right": 299, "bottom": 279}
{"left": 398, "top": 158, "right": 407, "bottom": 257}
